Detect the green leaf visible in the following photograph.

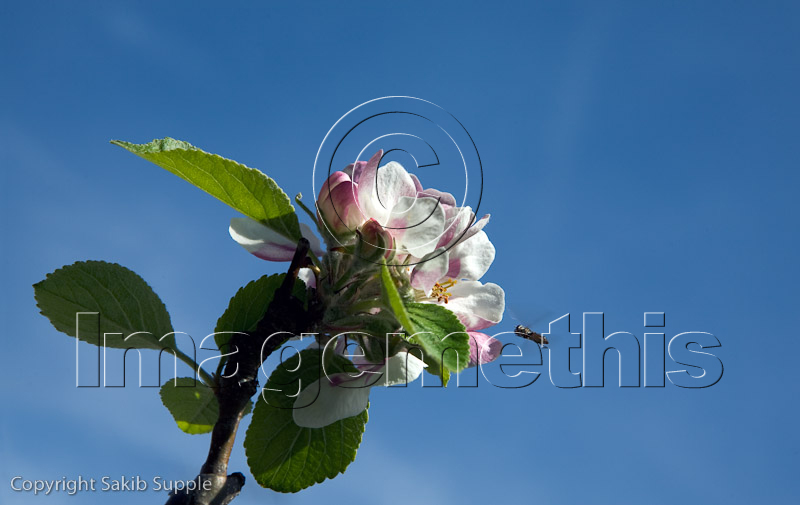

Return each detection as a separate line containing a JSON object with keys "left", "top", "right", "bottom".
{"left": 111, "top": 137, "right": 301, "bottom": 241}
{"left": 379, "top": 263, "right": 413, "bottom": 330}
{"left": 34, "top": 261, "right": 176, "bottom": 351}
{"left": 379, "top": 264, "right": 469, "bottom": 376}
{"left": 406, "top": 302, "right": 470, "bottom": 373}
{"left": 160, "top": 378, "right": 219, "bottom": 434}
{"left": 214, "top": 274, "right": 308, "bottom": 369}
{"left": 244, "top": 349, "right": 368, "bottom": 493}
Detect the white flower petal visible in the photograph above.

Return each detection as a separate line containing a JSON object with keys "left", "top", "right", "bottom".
{"left": 381, "top": 351, "right": 427, "bottom": 386}
{"left": 297, "top": 267, "right": 317, "bottom": 289}
{"left": 410, "top": 248, "right": 449, "bottom": 293}
{"left": 455, "top": 213, "right": 490, "bottom": 246}
{"left": 229, "top": 218, "right": 323, "bottom": 261}
{"left": 446, "top": 230, "right": 495, "bottom": 281}
{"left": 292, "top": 373, "right": 371, "bottom": 428}
{"left": 445, "top": 281, "right": 505, "bottom": 331}
{"left": 386, "top": 196, "right": 446, "bottom": 257}
{"left": 299, "top": 223, "right": 325, "bottom": 256}
{"left": 358, "top": 161, "right": 416, "bottom": 224}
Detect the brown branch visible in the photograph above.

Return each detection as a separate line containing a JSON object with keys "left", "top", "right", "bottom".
{"left": 165, "top": 238, "right": 318, "bottom": 505}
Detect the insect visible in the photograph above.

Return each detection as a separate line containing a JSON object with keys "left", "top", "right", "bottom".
{"left": 514, "top": 324, "right": 549, "bottom": 346}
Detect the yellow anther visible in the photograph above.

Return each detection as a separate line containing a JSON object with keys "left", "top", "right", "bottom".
{"left": 430, "top": 279, "right": 457, "bottom": 304}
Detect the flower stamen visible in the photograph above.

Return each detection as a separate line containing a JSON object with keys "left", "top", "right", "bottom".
{"left": 430, "top": 279, "right": 457, "bottom": 304}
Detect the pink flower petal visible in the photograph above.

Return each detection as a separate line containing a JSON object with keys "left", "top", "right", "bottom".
{"left": 316, "top": 171, "right": 352, "bottom": 204}
{"left": 418, "top": 187, "right": 457, "bottom": 208}
{"left": 468, "top": 331, "right": 503, "bottom": 367}
{"left": 437, "top": 206, "right": 475, "bottom": 249}
{"left": 229, "top": 218, "right": 323, "bottom": 261}
{"left": 350, "top": 150, "right": 383, "bottom": 185}
{"left": 409, "top": 173, "right": 423, "bottom": 193}
{"left": 318, "top": 179, "right": 364, "bottom": 235}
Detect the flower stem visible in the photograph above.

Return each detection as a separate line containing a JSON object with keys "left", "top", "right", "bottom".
{"left": 294, "top": 193, "right": 318, "bottom": 222}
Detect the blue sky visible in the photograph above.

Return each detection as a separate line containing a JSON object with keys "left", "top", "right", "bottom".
{"left": 2, "top": 1, "right": 798, "bottom": 503}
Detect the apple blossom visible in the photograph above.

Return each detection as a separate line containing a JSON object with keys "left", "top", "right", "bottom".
{"left": 326, "top": 150, "right": 448, "bottom": 258}
{"left": 228, "top": 150, "right": 506, "bottom": 428}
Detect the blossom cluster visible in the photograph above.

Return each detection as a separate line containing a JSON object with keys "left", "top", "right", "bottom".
{"left": 229, "top": 151, "right": 505, "bottom": 427}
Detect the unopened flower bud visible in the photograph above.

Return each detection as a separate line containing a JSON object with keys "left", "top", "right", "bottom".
{"left": 316, "top": 171, "right": 364, "bottom": 239}
{"left": 355, "top": 219, "right": 394, "bottom": 262}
